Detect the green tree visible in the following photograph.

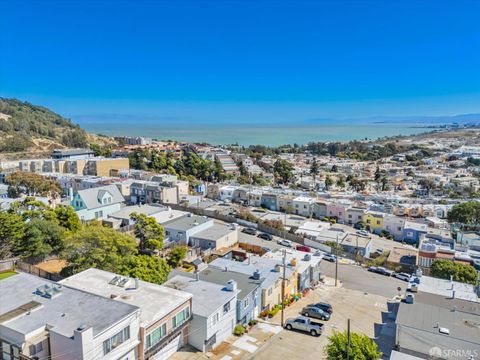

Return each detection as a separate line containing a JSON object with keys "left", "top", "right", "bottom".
{"left": 430, "top": 259, "right": 478, "bottom": 285}
{"left": 120, "top": 254, "right": 171, "bottom": 285}
{"left": 5, "top": 171, "right": 61, "bottom": 198}
{"left": 310, "top": 157, "right": 319, "bottom": 187}
{"left": 14, "top": 219, "right": 65, "bottom": 263}
{"left": 0, "top": 212, "right": 25, "bottom": 259}
{"left": 325, "top": 175, "right": 334, "bottom": 190}
{"left": 167, "top": 246, "right": 188, "bottom": 268}
{"left": 447, "top": 201, "right": 480, "bottom": 226}
{"left": 54, "top": 206, "right": 81, "bottom": 231}
{"left": 130, "top": 213, "right": 165, "bottom": 251}
{"left": 274, "top": 159, "right": 294, "bottom": 184}
{"left": 337, "top": 175, "right": 346, "bottom": 188}
{"left": 61, "top": 224, "right": 138, "bottom": 276}
{"left": 326, "top": 331, "right": 382, "bottom": 360}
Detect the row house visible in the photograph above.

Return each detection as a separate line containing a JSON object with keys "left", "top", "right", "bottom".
{"left": 71, "top": 185, "right": 125, "bottom": 221}
{"left": 61, "top": 268, "right": 192, "bottom": 360}
{"left": 130, "top": 181, "right": 180, "bottom": 205}
{"left": 292, "top": 196, "right": 315, "bottom": 217}
{"left": 1, "top": 272, "right": 141, "bottom": 360}
{"left": 362, "top": 211, "right": 385, "bottom": 234}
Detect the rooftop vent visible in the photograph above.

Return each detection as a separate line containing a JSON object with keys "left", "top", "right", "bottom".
{"left": 252, "top": 269, "right": 261, "bottom": 280}
{"left": 35, "top": 284, "right": 62, "bottom": 299}
{"left": 109, "top": 276, "right": 121, "bottom": 285}
{"left": 304, "top": 254, "right": 312, "bottom": 261}
{"left": 226, "top": 280, "right": 237, "bottom": 292}
{"left": 117, "top": 278, "right": 129, "bottom": 287}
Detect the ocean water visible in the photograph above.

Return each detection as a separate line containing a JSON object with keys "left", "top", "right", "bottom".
{"left": 78, "top": 121, "right": 428, "bottom": 146}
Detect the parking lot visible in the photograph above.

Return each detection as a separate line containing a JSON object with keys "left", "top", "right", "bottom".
{"left": 249, "top": 278, "right": 389, "bottom": 360}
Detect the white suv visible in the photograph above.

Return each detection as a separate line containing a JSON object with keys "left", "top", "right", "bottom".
{"left": 277, "top": 239, "right": 293, "bottom": 247}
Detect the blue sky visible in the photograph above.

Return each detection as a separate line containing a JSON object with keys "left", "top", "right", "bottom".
{"left": 1, "top": 0, "right": 480, "bottom": 123}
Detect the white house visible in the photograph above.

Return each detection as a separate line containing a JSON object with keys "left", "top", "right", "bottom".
{"left": 165, "top": 275, "right": 238, "bottom": 352}
{"left": 219, "top": 185, "right": 237, "bottom": 201}
{"left": 71, "top": 184, "right": 125, "bottom": 221}
{"left": 0, "top": 272, "right": 140, "bottom": 360}
{"left": 383, "top": 214, "right": 406, "bottom": 241}
{"left": 292, "top": 196, "right": 314, "bottom": 217}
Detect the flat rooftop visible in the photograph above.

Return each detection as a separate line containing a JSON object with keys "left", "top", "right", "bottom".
{"left": 190, "top": 223, "right": 236, "bottom": 241}
{"left": 163, "top": 214, "right": 212, "bottom": 231}
{"left": 109, "top": 204, "right": 167, "bottom": 220}
{"left": 0, "top": 272, "right": 138, "bottom": 338}
{"left": 165, "top": 275, "right": 237, "bottom": 317}
{"left": 60, "top": 268, "right": 192, "bottom": 328}
{"left": 417, "top": 275, "right": 478, "bottom": 303}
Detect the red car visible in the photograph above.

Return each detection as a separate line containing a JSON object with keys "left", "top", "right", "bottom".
{"left": 296, "top": 245, "right": 311, "bottom": 253}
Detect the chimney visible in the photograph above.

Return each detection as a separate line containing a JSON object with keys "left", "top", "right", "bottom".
{"left": 247, "top": 256, "right": 251, "bottom": 265}
{"left": 69, "top": 187, "right": 74, "bottom": 202}
{"left": 195, "top": 271, "right": 200, "bottom": 281}
{"left": 135, "top": 278, "right": 140, "bottom": 289}
{"left": 452, "top": 290, "right": 456, "bottom": 299}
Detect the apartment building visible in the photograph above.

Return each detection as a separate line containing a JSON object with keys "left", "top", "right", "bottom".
{"left": 61, "top": 269, "right": 192, "bottom": 360}
{"left": 163, "top": 214, "right": 215, "bottom": 246}
{"left": 0, "top": 272, "right": 140, "bottom": 360}
{"left": 130, "top": 181, "right": 180, "bottom": 205}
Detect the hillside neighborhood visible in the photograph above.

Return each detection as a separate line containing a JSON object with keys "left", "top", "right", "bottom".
{"left": 0, "top": 127, "right": 479, "bottom": 360}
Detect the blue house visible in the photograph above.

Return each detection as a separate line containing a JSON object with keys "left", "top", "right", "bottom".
{"left": 261, "top": 193, "right": 278, "bottom": 211}
{"left": 403, "top": 220, "right": 428, "bottom": 245}
{"left": 71, "top": 185, "right": 125, "bottom": 221}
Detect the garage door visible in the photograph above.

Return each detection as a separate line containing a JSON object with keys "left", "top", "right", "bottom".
{"left": 151, "top": 334, "right": 183, "bottom": 360}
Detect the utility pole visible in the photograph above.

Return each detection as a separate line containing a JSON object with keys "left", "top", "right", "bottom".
{"left": 281, "top": 248, "right": 286, "bottom": 327}
{"left": 335, "top": 233, "right": 339, "bottom": 287}
{"left": 347, "top": 318, "right": 351, "bottom": 360}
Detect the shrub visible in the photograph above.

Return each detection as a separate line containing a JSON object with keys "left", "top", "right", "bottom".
{"left": 248, "top": 319, "right": 258, "bottom": 327}
{"left": 234, "top": 324, "right": 245, "bottom": 336}
{"left": 268, "top": 305, "right": 282, "bottom": 318}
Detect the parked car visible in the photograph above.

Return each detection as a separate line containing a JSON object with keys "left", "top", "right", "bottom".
{"left": 367, "top": 266, "right": 393, "bottom": 276}
{"left": 356, "top": 230, "right": 370, "bottom": 237}
{"left": 284, "top": 316, "right": 324, "bottom": 336}
{"left": 301, "top": 306, "right": 330, "bottom": 321}
{"left": 261, "top": 246, "right": 271, "bottom": 253}
{"left": 242, "top": 227, "right": 257, "bottom": 235}
{"left": 392, "top": 272, "right": 411, "bottom": 281}
{"left": 277, "top": 239, "right": 293, "bottom": 247}
{"left": 258, "top": 232, "right": 273, "bottom": 241}
{"left": 309, "top": 302, "right": 333, "bottom": 314}
{"left": 323, "top": 253, "right": 337, "bottom": 262}
{"left": 296, "top": 245, "right": 311, "bottom": 252}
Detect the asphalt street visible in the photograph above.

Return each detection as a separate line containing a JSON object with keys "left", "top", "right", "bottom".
{"left": 319, "top": 260, "right": 407, "bottom": 298}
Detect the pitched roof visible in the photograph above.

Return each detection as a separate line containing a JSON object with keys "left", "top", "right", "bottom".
{"left": 76, "top": 185, "right": 124, "bottom": 210}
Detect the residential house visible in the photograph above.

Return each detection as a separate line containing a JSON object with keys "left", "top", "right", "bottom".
{"left": 0, "top": 272, "right": 140, "bottom": 360}
{"left": 264, "top": 249, "right": 322, "bottom": 292}
{"left": 210, "top": 256, "right": 297, "bottom": 311}
{"left": 260, "top": 193, "right": 278, "bottom": 211}
{"left": 163, "top": 214, "right": 215, "bottom": 246}
{"left": 219, "top": 185, "right": 237, "bottom": 202}
{"left": 190, "top": 222, "right": 239, "bottom": 251}
{"left": 362, "top": 211, "right": 384, "bottom": 234}
{"left": 312, "top": 200, "right": 328, "bottom": 219}
{"left": 172, "top": 267, "right": 260, "bottom": 325}
{"left": 164, "top": 275, "right": 238, "bottom": 352}
{"left": 326, "top": 201, "right": 350, "bottom": 223}
{"left": 386, "top": 247, "right": 418, "bottom": 273}
{"left": 292, "top": 196, "right": 314, "bottom": 217}
{"left": 403, "top": 221, "right": 428, "bottom": 245}
{"left": 394, "top": 291, "right": 480, "bottom": 358}
{"left": 72, "top": 184, "right": 125, "bottom": 221}
{"left": 61, "top": 268, "right": 192, "bottom": 360}
{"left": 383, "top": 214, "right": 406, "bottom": 241}
{"left": 340, "top": 234, "right": 372, "bottom": 259}
{"left": 130, "top": 181, "right": 179, "bottom": 205}
{"left": 345, "top": 205, "right": 367, "bottom": 226}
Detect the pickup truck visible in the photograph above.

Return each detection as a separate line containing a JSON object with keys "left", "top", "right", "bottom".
{"left": 284, "top": 316, "right": 324, "bottom": 336}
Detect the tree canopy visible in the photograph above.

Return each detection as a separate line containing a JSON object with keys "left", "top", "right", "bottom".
{"left": 447, "top": 201, "right": 480, "bottom": 227}
{"left": 326, "top": 331, "right": 382, "bottom": 360}
{"left": 430, "top": 259, "right": 478, "bottom": 285}
{"left": 274, "top": 159, "right": 294, "bottom": 184}
{"left": 6, "top": 171, "right": 61, "bottom": 198}
{"left": 130, "top": 213, "right": 165, "bottom": 251}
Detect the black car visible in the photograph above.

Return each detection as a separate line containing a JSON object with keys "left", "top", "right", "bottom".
{"left": 367, "top": 266, "right": 393, "bottom": 276}
{"left": 257, "top": 232, "right": 273, "bottom": 241}
{"left": 242, "top": 227, "right": 257, "bottom": 235}
{"left": 310, "top": 302, "right": 333, "bottom": 314}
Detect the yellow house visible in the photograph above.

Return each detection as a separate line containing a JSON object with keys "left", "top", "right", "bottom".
{"left": 362, "top": 211, "right": 385, "bottom": 234}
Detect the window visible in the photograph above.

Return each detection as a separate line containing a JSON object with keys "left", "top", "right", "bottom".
{"left": 103, "top": 326, "right": 130, "bottom": 355}
{"left": 145, "top": 323, "right": 167, "bottom": 349}
{"left": 95, "top": 211, "right": 99, "bottom": 218}
{"left": 267, "top": 288, "right": 273, "bottom": 296}
{"left": 29, "top": 341, "right": 43, "bottom": 355}
{"left": 348, "top": 214, "right": 352, "bottom": 219}
{"left": 244, "top": 298, "right": 249, "bottom": 309}
{"left": 172, "top": 307, "right": 190, "bottom": 329}
{"left": 376, "top": 220, "right": 380, "bottom": 225}
{"left": 211, "top": 312, "right": 219, "bottom": 326}
{"left": 223, "top": 301, "right": 230, "bottom": 314}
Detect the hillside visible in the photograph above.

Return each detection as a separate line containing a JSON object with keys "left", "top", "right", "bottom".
{"left": 0, "top": 98, "right": 115, "bottom": 159}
